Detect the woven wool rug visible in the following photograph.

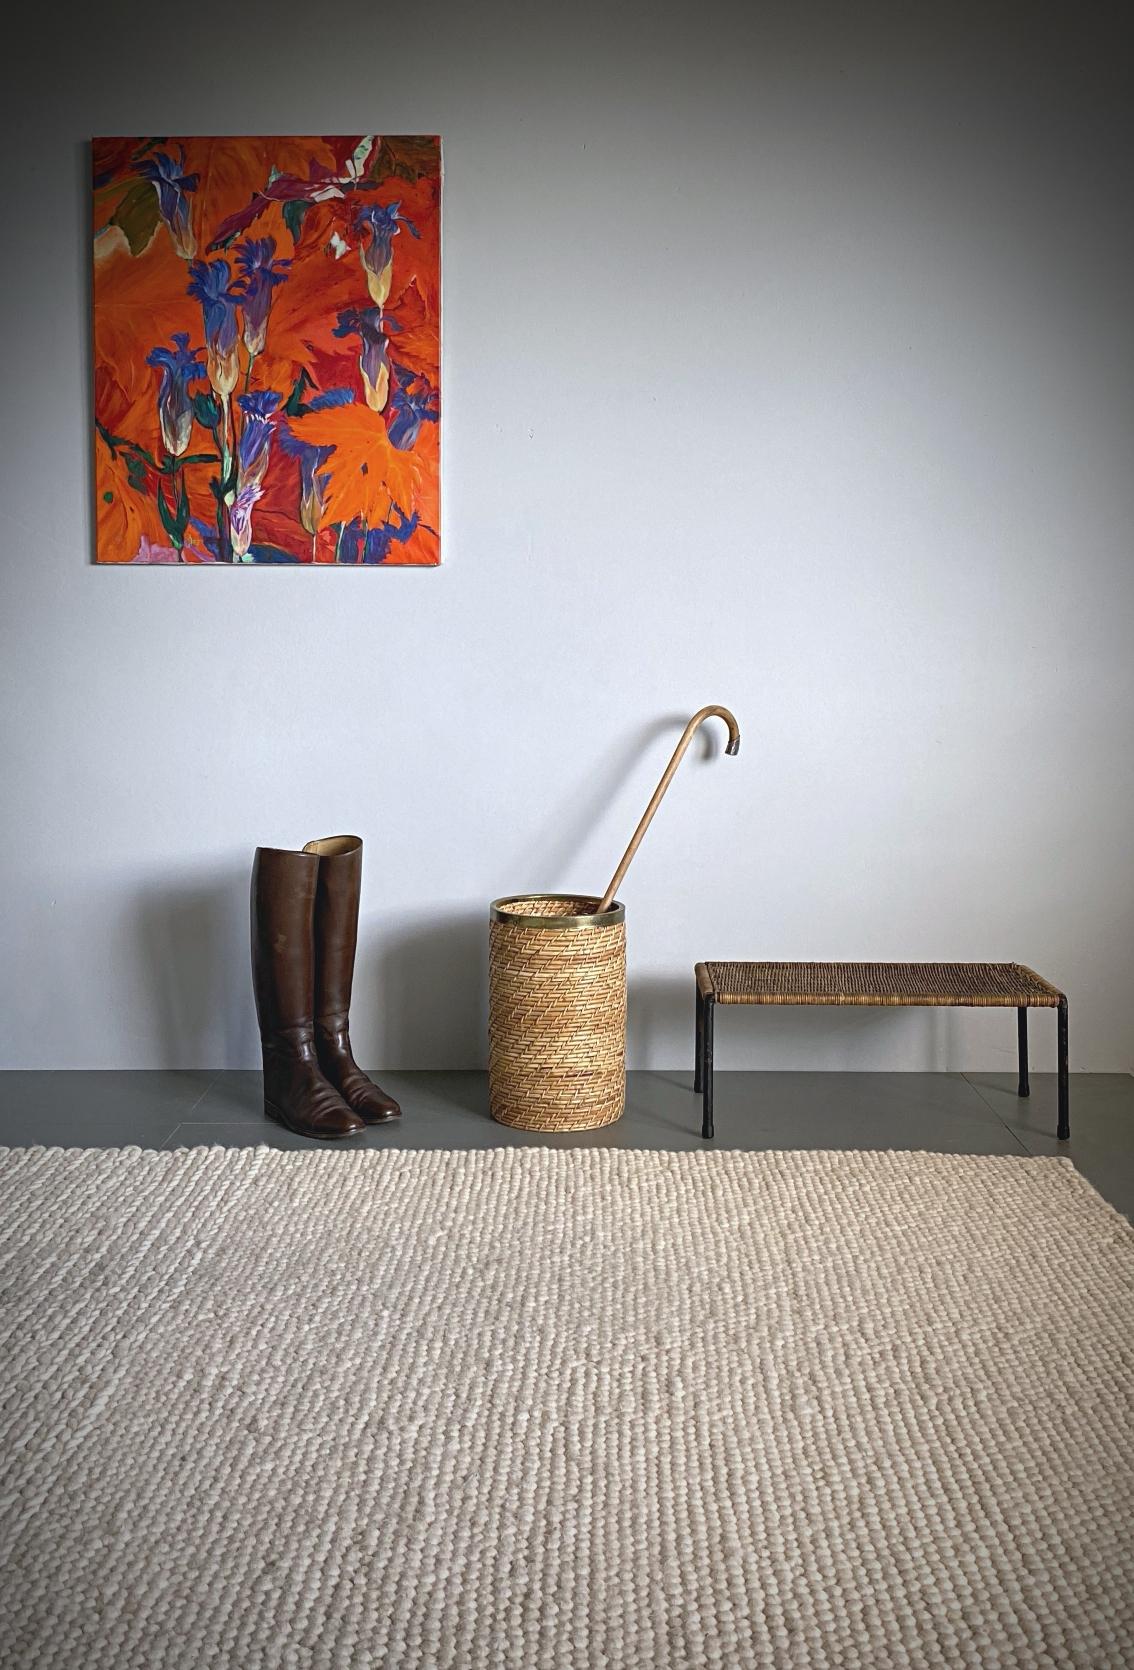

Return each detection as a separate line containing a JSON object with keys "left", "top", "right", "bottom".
{"left": 1, "top": 1148, "right": 1132, "bottom": 1669}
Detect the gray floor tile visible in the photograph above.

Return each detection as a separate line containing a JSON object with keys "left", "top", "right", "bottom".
{"left": 965, "top": 1074, "right": 1133, "bottom": 1155}
{"left": 707, "top": 1068, "right": 1010, "bottom": 1117}
{"left": 695, "top": 1071, "right": 1025, "bottom": 1151}
{"left": 1064, "top": 1158, "right": 1134, "bottom": 1221}
{"left": 0, "top": 1069, "right": 216, "bottom": 1149}
{"left": 169, "top": 1072, "right": 1021, "bottom": 1157}
{"left": 5, "top": 1068, "right": 1132, "bottom": 1215}
{"left": 964, "top": 1072, "right": 1134, "bottom": 1216}
{"left": 188, "top": 1070, "right": 271, "bottom": 1124}
{"left": 163, "top": 1120, "right": 356, "bottom": 1152}
{"left": 966, "top": 1072, "right": 1134, "bottom": 1136}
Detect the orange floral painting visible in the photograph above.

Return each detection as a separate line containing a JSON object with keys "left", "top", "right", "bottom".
{"left": 93, "top": 137, "right": 441, "bottom": 565}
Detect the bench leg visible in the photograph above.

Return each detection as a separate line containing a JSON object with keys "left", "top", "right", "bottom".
{"left": 1017, "top": 1007, "right": 1030, "bottom": 1097}
{"left": 1057, "top": 998, "right": 1070, "bottom": 1141}
{"left": 694, "top": 986, "right": 703, "bottom": 1094}
{"left": 701, "top": 996, "right": 715, "bottom": 1140}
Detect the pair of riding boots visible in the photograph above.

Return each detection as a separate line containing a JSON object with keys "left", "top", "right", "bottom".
{"left": 251, "top": 836, "right": 400, "bottom": 1139}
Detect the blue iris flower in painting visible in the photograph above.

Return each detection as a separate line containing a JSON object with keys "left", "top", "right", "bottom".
{"left": 387, "top": 369, "right": 439, "bottom": 451}
{"left": 338, "top": 506, "right": 420, "bottom": 564}
{"left": 228, "top": 391, "right": 281, "bottom": 560}
{"left": 278, "top": 425, "right": 335, "bottom": 544}
{"left": 336, "top": 520, "right": 364, "bottom": 565}
{"left": 235, "top": 238, "right": 291, "bottom": 356}
{"left": 145, "top": 333, "right": 207, "bottom": 457}
{"left": 355, "top": 202, "right": 420, "bottom": 307}
{"left": 227, "top": 480, "right": 263, "bottom": 564}
{"left": 333, "top": 307, "right": 392, "bottom": 412}
{"left": 187, "top": 259, "right": 243, "bottom": 401}
{"left": 233, "top": 390, "right": 281, "bottom": 559}
{"left": 364, "top": 507, "right": 419, "bottom": 562}
{"left": 307, "top": 387, "right": 354, "bottom": 411}
{"left": 236, "top": 391, "right": 282, "bottom": 489}
{"left": 137, "top": 149, "right": 200, "bottom": 259}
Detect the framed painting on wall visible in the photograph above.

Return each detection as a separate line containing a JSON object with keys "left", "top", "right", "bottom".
{"left": 92, "top": 136, "right": 441, "bottom": 565}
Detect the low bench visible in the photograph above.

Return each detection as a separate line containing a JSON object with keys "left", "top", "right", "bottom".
{"left": 693, "top": 961, "right": 1068, "bottom": 1142}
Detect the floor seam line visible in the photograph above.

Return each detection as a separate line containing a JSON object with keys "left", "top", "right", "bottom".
{"left": 184, "top": 1075, "right": 221, "bottom": 1116}
{"left": 963, "top": 1075, "right": 1032, "bottom": 1155}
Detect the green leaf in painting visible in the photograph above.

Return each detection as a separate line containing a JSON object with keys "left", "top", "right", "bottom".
{"left": 367, "top": 136, "right": 439, "bottom": 185}
{"left": 159, "top": 452, "right": 216, "bottom": 474}
{"left": 282, "top": 198, "right": 310, "bottom": 247}
{"left": 192, "top": 391, "right": 220, "bottom": 430}
{"left": 109, "top": 179, "right": 161, "bottom": 257}
{"left": 156, "top": 481, "right": 180, "bottom": 542}
{"left": 105, "top": 434, "right": 157, "bottom": 469}
{"left": 284, "top": 368, "right": 315, "bottom": 418}
{"left": 96, "top": 421, "right": 122, "bottom": 458}
{"left": 210, "top": 461, "right": 239, "bottom": 502}
{"left": 176, "top": 474, "right": 191, "bottom": 537}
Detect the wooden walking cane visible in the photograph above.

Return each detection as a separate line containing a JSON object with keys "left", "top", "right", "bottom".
{"left": 597, "top": 706, "right": 741, "bottom": 913}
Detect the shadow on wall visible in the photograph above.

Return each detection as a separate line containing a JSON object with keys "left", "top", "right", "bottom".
{"left": 516, "top": 714, "right": 719, "bottom": 895}
{"left": 374, "top": 909, "right": 487, "bottom": 1070}
{"left": 135, "top": 876, "right": 487, "bottom": 1073}
{"left": 630, "top": 994, "right": 951, "bottom": 1073}
{"left": 629, "top": 973, "right": 695, "bottom": 1075}
{"left": 357, "top": 721, "right": 721, "bottom": 1076}
{"left": 133, "top": 866, "right": 259, "bottom": 1068}
{"left": 122, "top": 721, "right": 728, "bottom": 1072}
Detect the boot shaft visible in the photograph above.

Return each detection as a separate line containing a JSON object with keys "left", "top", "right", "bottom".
{"left": 301, "top": 835, "right": 400, "bottom": 1123}
{"left": 250, "top": 846, "right": 321, "bottom": 1037}
{"left": 302, "top": 835, "right": 363, "bottom": 1024}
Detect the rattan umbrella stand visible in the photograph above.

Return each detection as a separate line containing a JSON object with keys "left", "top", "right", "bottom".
{"left": 489, "top": 706, "right": 740, "bottom": 1133}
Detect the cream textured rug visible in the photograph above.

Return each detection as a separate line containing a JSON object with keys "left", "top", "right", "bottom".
{"left": 1, "top": 1147, "right": 1132, "bottom": 1669}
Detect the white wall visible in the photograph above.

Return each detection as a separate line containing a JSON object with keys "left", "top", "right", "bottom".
{"left": 2, "top": 0, "right": 1132, "bottom": 1072}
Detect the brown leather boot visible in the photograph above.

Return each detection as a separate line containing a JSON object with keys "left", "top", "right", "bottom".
{"left": 251, "top": 847, "right": 366, "bottom": 1139}
{"left": 303, "top": 835, "right": 402, "bottom": 1122}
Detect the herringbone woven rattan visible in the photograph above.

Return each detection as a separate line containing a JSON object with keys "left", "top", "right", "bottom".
{"left": 697, "top": 961, "right": 1063, "bottom": 1007}
{"left": 489, "top": 896, "right": 626, "bottom": 1131}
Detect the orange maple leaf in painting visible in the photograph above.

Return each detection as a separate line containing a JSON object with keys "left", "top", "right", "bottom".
{"left": 289, "top": 403, "right": 425, "bottom": 527}
{"left": 96, "top": 445, "right": 164, "bottom": 562}
{"left": 383, "top": 280, "right": 439, "bottom": 382}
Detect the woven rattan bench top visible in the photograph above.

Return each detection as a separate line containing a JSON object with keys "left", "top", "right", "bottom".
{"left": 695, "top": 961, "right": 1063, "bottom": 1008}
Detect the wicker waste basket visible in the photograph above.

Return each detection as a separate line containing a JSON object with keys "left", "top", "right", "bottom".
{"left": 489, "top": 894, "right": 626, "bottom": 1131}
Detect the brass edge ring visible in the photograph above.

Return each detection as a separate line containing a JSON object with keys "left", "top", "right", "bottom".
{"left": 490, "top": 893, "right": 626, "bottom": 929}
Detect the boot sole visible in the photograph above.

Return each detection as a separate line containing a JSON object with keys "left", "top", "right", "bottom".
{"left": 263, "top": 1101, "right": 363, "bottom": 1141}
